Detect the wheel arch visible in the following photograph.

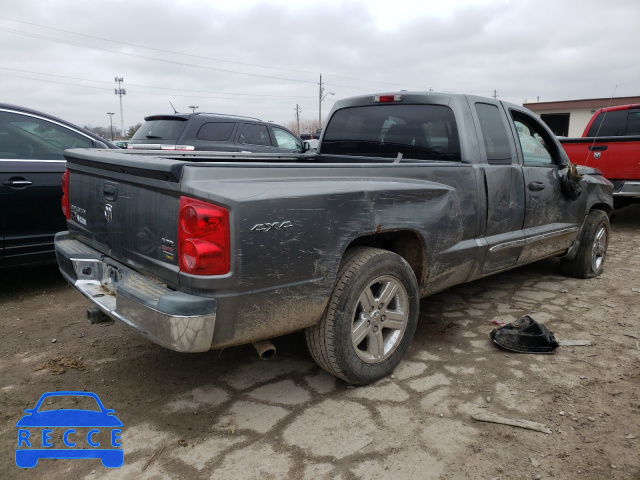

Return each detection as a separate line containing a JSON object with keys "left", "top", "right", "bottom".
{"left": 590, "top": 202, "right": 613, "bottom": 217}
{"left": 344, "top": 230, "right": 427, "bottom": 288}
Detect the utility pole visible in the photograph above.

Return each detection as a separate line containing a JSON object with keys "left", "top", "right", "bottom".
{"left": 107, "top": 112, "right": 115, "bottom": 140}
{"left": 318, "top": 74, "right": 334, "bottom": 129}
{"left": 318, "top": 74, "right": 322, "bottom": 128}
{"left": 295, "top": 104, "right": 301, "bottom": 135}
{"left": 114, "top": 77, "right": 126, "bottom": 137}
{"left": 189, "top": 105, "right": 198, "bottom": 113}
{"left": 492, "top": 90, "right": 498, "bottom": 99}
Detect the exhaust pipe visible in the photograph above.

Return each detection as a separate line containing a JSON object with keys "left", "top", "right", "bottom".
{"left": 252, "top": 339, "right": 276, "bottom": 360}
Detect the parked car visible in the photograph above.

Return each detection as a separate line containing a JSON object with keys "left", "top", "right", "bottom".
{"left": 300, "top": 129, "right": 323, "bottom": 141}
{"left": 305, "top": 138, "right": 320, "bottom": 149}
{"left": 113, "top": 140, "right": 129, "bottom": 149}
{"left": 128, "top": 113, "right": 305, "bottom": 153}
{"left": 0, "top": 103, "right": 116, "bottom": 266}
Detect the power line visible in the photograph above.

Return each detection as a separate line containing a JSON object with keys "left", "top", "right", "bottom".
{"left": 0, "top": 27, "right": 318, "bottom": 85}
{"left": 0, "top": 67, "right": 315, "bottom": 99}
{"left": 0, "top": 17, "right": 425, "bottom": 91}
{"left": 0, "top": 72, "right": 317, "bottom": 102}
{"left": 0, "top": 16, "right": 316, "bottom": 76}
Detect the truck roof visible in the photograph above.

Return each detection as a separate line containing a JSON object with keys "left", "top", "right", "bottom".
{"left": 596, "top": 104, "right": 640, "bottom": 114}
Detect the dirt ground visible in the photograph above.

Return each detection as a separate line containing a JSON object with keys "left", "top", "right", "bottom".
{"left": 1, "top": 205, "right": 638, "bottom": 480}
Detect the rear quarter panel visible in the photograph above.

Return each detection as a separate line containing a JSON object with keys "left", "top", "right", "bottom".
{"left": 178, "top": 161, "right": 480, "bottom": 347}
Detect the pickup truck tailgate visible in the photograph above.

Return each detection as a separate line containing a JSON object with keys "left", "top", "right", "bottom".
{"left": 63, "top": 148, "right": 184, "bottom": 287}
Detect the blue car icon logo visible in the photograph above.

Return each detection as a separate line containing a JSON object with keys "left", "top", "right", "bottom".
{"left": 16, "top": 391, "right": 123, "bottom": 468}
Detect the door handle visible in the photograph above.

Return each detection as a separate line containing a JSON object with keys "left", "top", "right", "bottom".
{"left": 3, "top": 179, "right": 33, "bottom": 187}
{"left": 589, "top": 145, "right": 608, "bottom": 152}
{"left": 103, "top": 184, "right": 118, "bottom": 202}
{"left": 528, "top": 181, "right": 545, "bottom": 191}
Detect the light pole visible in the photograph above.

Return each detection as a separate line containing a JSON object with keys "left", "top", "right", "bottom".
{"left": 319, "top": 91, "right": 334, "bottom": 129}
{"left": 318, "top": 74, "right": 334, "bottom": 129}
{"left": 188, "top": 105, "right": 198, "bottom": 113}
{"left": 107, "top": 112, "right": 115, "bottom": 140}
{"left": 114, "top": 77, "right": 126, "bottom": 137}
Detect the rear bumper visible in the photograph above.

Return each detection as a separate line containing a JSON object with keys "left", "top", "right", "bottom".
{"left": 54, "top": 232, "right": 216, "bottom": 352}
{"left": 612, "top": 180, "right": 640, "bottom": 197}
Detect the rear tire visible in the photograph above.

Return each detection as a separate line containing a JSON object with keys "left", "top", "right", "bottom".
{"left": 305, "top": 247, "right": 419, "bottom": 385}
{"left": 560, "top": 210, "right": 609, "bottom": 278}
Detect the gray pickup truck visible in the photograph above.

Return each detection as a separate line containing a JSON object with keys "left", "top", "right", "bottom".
{"left": 55, "top": 92, "right": 613, "bottom": 385}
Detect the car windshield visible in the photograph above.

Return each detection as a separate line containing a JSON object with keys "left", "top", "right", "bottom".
{"left": 322, "top": 104, "right": 461, "bottom": 161}
{"left": 131, "top": 119, "right": 187, "bottom": 142}
{"left": 37, "top": 395, "right": 102, "bottom": 412}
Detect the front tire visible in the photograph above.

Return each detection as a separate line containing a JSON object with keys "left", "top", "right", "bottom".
{"left": 306, "top": 247, "right": 419, "bottom": 385}
{"left": 561, "top": 210, "right": 609, "bottom": 278}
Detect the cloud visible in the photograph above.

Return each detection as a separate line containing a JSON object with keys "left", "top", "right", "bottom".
{"left": 0, "top": 0, "right": 637, "bottom": 130}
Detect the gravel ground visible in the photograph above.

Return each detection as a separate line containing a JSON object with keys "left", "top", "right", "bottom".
{"left": 1, "top": 204, "right": 638, "bottom": 480}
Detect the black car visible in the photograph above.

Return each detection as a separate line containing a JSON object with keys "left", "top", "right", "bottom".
{"left": 128, "top": 113, "right": 304, "bottom": 153}
{"left": 0, "top": 103, "right": 116, "bottom": 266}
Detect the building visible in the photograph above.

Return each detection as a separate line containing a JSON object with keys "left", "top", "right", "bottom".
{"left": 523, "top": 96, "right": 640, "bottom": 137}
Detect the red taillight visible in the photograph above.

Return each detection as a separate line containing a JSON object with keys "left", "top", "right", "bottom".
{"left": 181, "top": 204, "right": 224, "bottom": 236}
{"left": 374, "top": 94, "right": 403, "bottom": 103}
{"left": 61, "top": 169, "right": 70, "bottom": 220}
{"left": 178, "top": 197, "right": 230, "bottom": 275}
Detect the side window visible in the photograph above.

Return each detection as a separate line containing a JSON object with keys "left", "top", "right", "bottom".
{"left": 475, "top": 103, "right": 513, "bottom": 165}
{"left": 238, "top": 124, "right": 271, "bottom": 146}
{"left": 586, "top": 109, "right": 628, "bottom": 137}
{"left": 272, "top": 127, "right": 302, "bottom": 150}
{"left": 626, "top": 110, "right": 640, "bottom": 135}
{"left": 0, "top": 111, "right": 93, "bottom": 160}
{"left": 511, "top": 112, "right": 556, "bottom": 166}
{"left": 196, "top": 122, "right": 234, "bottom": 141}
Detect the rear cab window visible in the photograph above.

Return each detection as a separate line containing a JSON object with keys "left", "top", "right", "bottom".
{"left": 321, "top": 104, "right": 461, "bottom": 161}
{"left": 587, "top": 107, "right": 640, "bottom": 137}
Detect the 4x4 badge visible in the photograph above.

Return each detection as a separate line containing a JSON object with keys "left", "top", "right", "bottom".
{"left": 104, "top": 204, "right": 113, "bottom": 223}
{"left": 251, "top": 221, "right": 292, "bottom": 232}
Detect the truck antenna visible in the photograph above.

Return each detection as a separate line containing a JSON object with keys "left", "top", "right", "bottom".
{"left": 585, "top": 85, "right": 618, "bottom": 166}
{"left": 169, "top": 101, "right": 178, "bottom": 114}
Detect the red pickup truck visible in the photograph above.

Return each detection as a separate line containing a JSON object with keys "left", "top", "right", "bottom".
{"left": 559, "top": 104, "right": 640, "bottom": 208}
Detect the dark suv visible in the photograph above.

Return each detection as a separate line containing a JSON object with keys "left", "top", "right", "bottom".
{"left": 0, "top": 103, "right": 116, "bottom": 266}
{"left": 128, "top": 113, "right": 304, "bottom": 153}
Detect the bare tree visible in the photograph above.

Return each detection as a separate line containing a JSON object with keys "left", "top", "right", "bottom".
{"left": 83, "top": 125, "right": 111, "bottom": 140}
{"left": 283, "top": 119, "right": 298, "bottom": 135}
{"left": 283, "top": 118, "right": 322, "bottom": 137}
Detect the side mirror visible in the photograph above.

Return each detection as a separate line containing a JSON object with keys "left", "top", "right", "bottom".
{"left": 303, "top": 141, "right": 310, "bottom": 152}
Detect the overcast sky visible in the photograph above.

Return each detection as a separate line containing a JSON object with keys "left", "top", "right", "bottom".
{"left": 1, "top": 0, "right": 638, "bottom": 134}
